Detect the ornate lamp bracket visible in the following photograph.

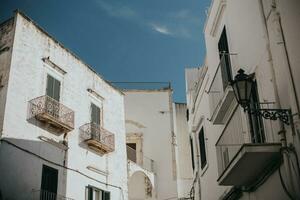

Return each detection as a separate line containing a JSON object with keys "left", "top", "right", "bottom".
{"left": 246, "top": 108, "right": 291, "bottom": 125}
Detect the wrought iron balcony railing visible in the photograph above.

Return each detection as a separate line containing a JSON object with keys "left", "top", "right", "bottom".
{"left": 80, "top": 123, "right": 115, "bottom": 154}
{"left": 31, "top": 189, "right": 74, "bottom": 200}
{"left": 126, "top": 145, "right": 155, "bottom": 173}
{"left": 28, "top": 95, "right": 74, "bottom": 132}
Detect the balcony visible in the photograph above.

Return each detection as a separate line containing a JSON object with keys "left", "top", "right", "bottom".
{"left": 31, "top": 189, "right": 74, "bottom": 200}
{"left": 126, "top": 145, "right": 155, "bottom": 173}
{"left": 126, "top": 145, "right": 155, "bottom": 198}
{"left": 28, "top": 95, "right": 74, "bottom": 133}
{"left": 216, "top": 107, "right": 281, "bottom": 186}
{"left": 208, "top": 55, "right": 236, "bottom": 124}
{"left": 80, "top": 123, "right": 115, "bottom": 155}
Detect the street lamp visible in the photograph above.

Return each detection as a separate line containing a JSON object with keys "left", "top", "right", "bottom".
{"left": 230, "top": 68, "right": 291, "bottom": 125}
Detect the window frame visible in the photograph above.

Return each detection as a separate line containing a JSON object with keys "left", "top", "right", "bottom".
{"left": 247, "top": 80, "right": 265, "bottom": 143}
{"left": 86, "top": 185, "right": 110, "bottom": 200}
{"left": 218, "top": 26, "right": 233, "bottom": 90}
{"left": 91, "top": 103, "right": 101, "bottom": 126}
{"left": 46, "top": 74, "right": 61, "bottom": 102}
{"left": 190, "top": 136, "right": 195, "bottom": 171}
{"left": 198, "top": 127, "right": 207, "bottom": 170}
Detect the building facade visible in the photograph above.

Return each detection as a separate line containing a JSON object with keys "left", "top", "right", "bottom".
{"left": 0, "top": 11, "right": 128, "bottom": 200}
{"left": 117, "top": 84, "right": 178, "bottom": 200}
{"left": 186, "top": 0, "right": 300, "bottom": 199}
{"left": 173, "top": 103, "right": 193, "bottom": 199}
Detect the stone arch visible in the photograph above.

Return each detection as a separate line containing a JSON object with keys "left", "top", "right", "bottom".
{"left": 128, "top": 171, "right": 155, "bottom": 200}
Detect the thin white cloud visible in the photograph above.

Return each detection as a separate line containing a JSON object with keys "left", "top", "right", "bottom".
{"left": 93, "top": 0, "right": 200, "bottom": 40}
{"left": 95, "top": 0, "right": 137, "bottom": 19}
{"left": 150, "top": 23, "right": 172, "bottom": 35}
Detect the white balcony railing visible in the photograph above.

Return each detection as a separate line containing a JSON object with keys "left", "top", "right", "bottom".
{"left": 207, "top": 54, "right": 237, "bottom": 124}
{"left": 216, "top": 107, "right": 281, "bottom": 186}
{"left": 126, "top": 146, "right": 155, "bottom": 173}
{"left": 216, "top": 107, "right": 247, "bottom": 175}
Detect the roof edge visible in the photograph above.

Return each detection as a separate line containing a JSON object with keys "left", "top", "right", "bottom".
{"left": 13, "top": 9, "right": 124, "bottom": 96}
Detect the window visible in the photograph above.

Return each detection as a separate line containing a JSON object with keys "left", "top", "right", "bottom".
{"left": 91, "top": 103, "right": 101, "bottom": 125}
{"left": 190, "top": 137, "right": 195, "bottom": 171}
{"left": 126, "top": 143, "right": 137, "bottom": 163}
{"left": 198, "top": 128, "right": 207, "bottom": 169}
{"left": 248, "top": 81, "right": 265, "bottom": 143}
{"left": 218, "top": 27, "right": 232, "bottom": 90}
{"left": 186, "top": 109, "right": 189, "bottom": 121}
{"left": 86, "top": 186, "right": 110, "bottom": 200}
{"left": 46, "top": 75, "right": 61, "bottom": 101}
{"left": 40, "top": 165, "right": 58, "bottom": 200}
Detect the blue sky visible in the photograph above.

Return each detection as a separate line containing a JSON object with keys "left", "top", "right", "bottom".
{"left": 1, "top": 0, "right": 210, "bottom": 102}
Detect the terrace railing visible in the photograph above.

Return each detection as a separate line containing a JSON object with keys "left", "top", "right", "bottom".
{"left": 126, "top": 145, "right": 155, "bottom": 173}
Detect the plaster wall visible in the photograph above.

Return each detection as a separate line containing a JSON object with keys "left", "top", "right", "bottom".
{"left": 0, "top": 12, "right": 128, "bottom": 200}
{"left": 172, "top": 103, "right": 193, "bottom": 198}
{"left": 186, "top": 0, "right": 300, "bottom": 199}
{"left": 0, "top": 18, "right": 14, "bottom": 135}
{"left": 124, "top": 90, "right": 178, "bottom": 200}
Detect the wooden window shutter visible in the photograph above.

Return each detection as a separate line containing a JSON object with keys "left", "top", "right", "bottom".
{"left": 53, "top": 79, "right": 60, "bottom": 101}
{"left": 46, "top": 75, "right": 60, "bottom": 101}
{"left": 46, "top": 75, "right": 54, "bottom": 97}
{"left": 88, "top": 187, "right": 93, "bottom": 200}
{"left": 91, "top": 103, "right": 101, "bottom": 125}
{"left": 103, "top": 191, "right": 110, "bottom": 200}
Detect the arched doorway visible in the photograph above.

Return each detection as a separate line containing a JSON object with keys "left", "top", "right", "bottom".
{"left": 128, "top": 171, "right": 154, "bottom": 200}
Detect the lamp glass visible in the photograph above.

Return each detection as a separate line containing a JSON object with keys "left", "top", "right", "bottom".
{"left": 231, "top": 69, "right": 254, "bottom": 109}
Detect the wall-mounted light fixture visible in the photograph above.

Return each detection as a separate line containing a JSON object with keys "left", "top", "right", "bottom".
{"left": 231, "top": 69, "right": 291, "bottom": 125}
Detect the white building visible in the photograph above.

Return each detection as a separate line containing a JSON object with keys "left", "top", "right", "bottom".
{"left": 173, "top": 103, "right": 193, "bottom": 199}
{"left": 118, "top": 84, "right": 178, "bottom": 200}
{"left": 0, "top": 11, "right": 128, "bottom": 200}
{"left": 186, "top": 0, "right": 300, "bottom": 199}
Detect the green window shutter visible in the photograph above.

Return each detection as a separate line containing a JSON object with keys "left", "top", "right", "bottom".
{"left": 46, "top": 75, "right": 60, "bottom": 101}
{"left": 46, "top": 75, "right": 54, "bottom": 97}
{"left": 53, "top": 79, "right": 60, "bottom": 101}
{"left": 103, "top": 191, "right": 110, "bottom": 200}
{"left": 88, "top": 187, "right": 93, "bottom": 200}
{"left": 91, "top": 103, "right": 100, "bottom": 125}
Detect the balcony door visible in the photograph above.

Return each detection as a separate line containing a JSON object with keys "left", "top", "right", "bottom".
{"left": 248, "top": 81, "right": 265, "bottom": 143}
{"left": 46, "top": 75, "right": 61, "bottom": 118}
{"left": 91, "top": 103, "right": 101, "bottom": 140}
{"left": 40, "top": 165, "right": 58, "bottom": 200}
{"left": 46, "top": 75, "right": 60, "bottom": 101}
{"left": 218, "top": 27, "right": 232, "bottom": 90}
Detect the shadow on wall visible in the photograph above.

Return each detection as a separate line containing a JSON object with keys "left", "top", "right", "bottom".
{"left": 0, "top": 137, "right": 67, "bottom": 200}
{"left": 27, "top": 114, "right": 65, "bottom": 136}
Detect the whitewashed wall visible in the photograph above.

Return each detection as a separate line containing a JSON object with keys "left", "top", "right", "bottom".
{"left": 186, "top": 0, "right": 300, "bottom": 199}
{"left": 124, "top": 90, "right": 178, "bottom": 200}
{"left": 172, "top": 103, "right": 193, "bottom": 199}
{"left": 0, "top": 12, "right": 128, "bottom": 200}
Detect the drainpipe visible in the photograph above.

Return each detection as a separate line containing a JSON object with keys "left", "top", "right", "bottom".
{"left": 168, "top": 87, "right": 178, "bottom": 181}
